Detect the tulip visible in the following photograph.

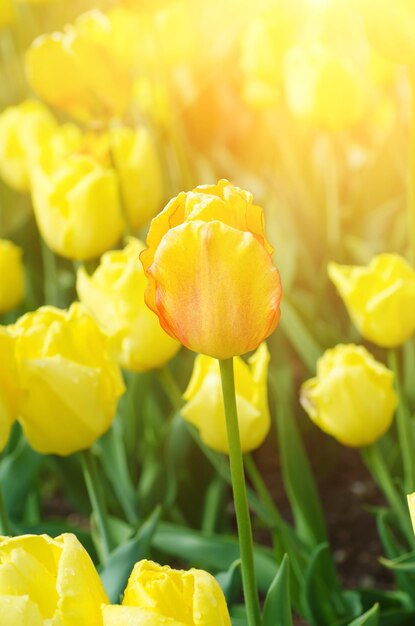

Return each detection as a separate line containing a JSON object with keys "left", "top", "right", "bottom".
{"left": 358, "top": 0, "right": 415, "bottom": 65}
{"left": 140, "top": 179, "right": 282, "bottom": 359}
{"left": 0, "top": 0, "right": 13, "bottom": 29}
{"left": 77, "top": 238, "right": 180, "bottom": 372}
{"left": 0, "top": 533, "right": 108, "bottom": 625}
{"left": 11, "top": 303, "right": 125, "bottom": 455}
{"left": 102, "top": 559, "right": 231, "bottom": 626}
{"left": 0, "top": 328, "right": 20, "bottom": 452}
{"left": 300, "top": 344, "right": 396, "bottom": 447}
{"left": 31, "top": 144, "right": 124, "bottom": 260}
{"left": 328, "top": 254, "right": 415, "bottom": 348}
{"left": 284, "top": 42, "right": 366, "bottom": 130}
{"left": 0, "top": 100, "right": 56, "bottom": 193}
{"left": 25, "top": 10, "right": 134, "bottom": 122}
{"left": 0, "top": 240, "right": 25, "bottom": 314}
{"left": 109, "top": 127, "right": 164, "bottom": 230}
{"left": 182, "top": 342, "right": 270, "bottom": 453}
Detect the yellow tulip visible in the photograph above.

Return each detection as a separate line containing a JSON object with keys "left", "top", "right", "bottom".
{"left": 110, "top": 127, "right": 164, "bottom": 230}
{"left": 25, "top": 10, "right": 134, "bottom": 122}
{"left": 31, "top": 145, "right": 124, "bottom": 260}
{"left": 102, "top": 559, "right": 231, "bottom": 626}
{"left": 0, "top": 100, "right": 56, "bottom": 192}
{"left": 0, "top": 328, "right": 19, "bottom": 452}
{"left": 300, "top": 344, "right": 396, "bottom": 447}
{"left": 0, "top": 240, "right": 25, "bottom": 314}
{"left": 241, "top": 4, "right": 303, "bottom": 108}
{"left": 182, "top": 342, "right": 270, "bottom": 453}
{"left": 77, "top": 238, "right": 180, "bottom": 372}
{"left": 0, "top": 0, "right": 14, "bottom": 29}
{"left": 11, "top": 303, "right": 125, "bottom": 455}
{"left": 0, "top": 533, "right": 108, "bottom": 625}
{"left": 284, "top": 42, "right": 367, "bottom": 130}
{"left": 328, "top": 254, "right": 415, "bottom": 348}
{"left": 140, "top": 179, "right": 282, "bottom": 359}
{"left": 358, "top": 0, "right": 415, "bottom": 65}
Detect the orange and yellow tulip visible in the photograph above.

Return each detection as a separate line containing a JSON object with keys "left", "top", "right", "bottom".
{"left": 140, "top": 179, "right": 282, "bottom": 359}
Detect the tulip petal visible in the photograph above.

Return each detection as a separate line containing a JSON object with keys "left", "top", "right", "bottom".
{"left": 147, "top": 220, "right": 281, "bottom": 359}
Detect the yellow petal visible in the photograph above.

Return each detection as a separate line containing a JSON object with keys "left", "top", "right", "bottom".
{"left": 146, "top": 221, "right": 281, "bottom": 358}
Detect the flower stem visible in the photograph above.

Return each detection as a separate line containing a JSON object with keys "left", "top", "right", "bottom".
{"left": 388, "top": 349, "right": 415, "bottom": 494}
{"left": 219, "top": 358, "right": 261, "bottom": 626}
{"left": 362, "top": 442, "right": 415, "bottom": 549}
{"left": 80, "top": 449, "right": 114, "bottom": 562}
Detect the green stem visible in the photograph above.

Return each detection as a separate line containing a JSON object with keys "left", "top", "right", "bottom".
{"left": 388, "top": 349, "right": 415, "bottom": 494}
{"left": 244, "top": 453, "right": 282, "bottom": 528}
{"left": 158, "top": 365, "right": 183, "bottom": 409}
{"left": 40, "top": 239, "right": 59, "bottom": 306}
{"left": 108, "top": 141, "right": 134, "bottom": 237}
{"left": 0, "top": 484, "right": 11, "bottom": 536}
{"left": 362, "top": 442, "right": 415, "bottom": 549}
{"left": 219, "top": 358, "right": 261, "bottom": 626}
{"left": 80, "top": 449, "right": 114, "bottom": 562}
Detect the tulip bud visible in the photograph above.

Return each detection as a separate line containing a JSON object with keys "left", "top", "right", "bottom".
{"left": 0, "top": 533, "right": 108, "bottom": 625}
{"left": 407, "top": 493, "right": 415, "bottom": 535}
{"left": 77, "top": 238, "right": 180, "bottom": 372}
{"left": 11, "top": 303, "right": 125, "bottom": 455}
{"left": 0, "top": 100, "right": 56, "bottom": 192}
{"left": 358, "top": 0, "right": 415, "bottom": 65}
{"left": 31, "top": 148, "right": 124, "bottom": 261}
{"left": 0, "top": 0, "right": 13, "bottom": 29}
{"left": 0, "top": 240, "right": 25, "bottom": 314}
{"left": 102, "top": 559, "right": 231, "bottom": 626}
{"left": 182, "top": 342, "right": 270, "bottom": 453}
{"left": 328, "top": 254, "right": 415, "bottom": 348}
{"left": 0, "top": 328, "right": 19, "bottom": 452}
{"left": 300, "top": 344, "right": 396, "bottom": 447}
{"left": 284, "top": 42, "right": 366, "bottom": 130}
{"left": 25, "top": 10, "right": 133, "bottom": 122}
{"left": 140, "top": 179, "right": 282, "bottom": 359}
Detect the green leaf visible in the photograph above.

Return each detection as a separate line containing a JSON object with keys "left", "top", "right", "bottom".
{"left": 302, "top": 544, "right": 346, "bottom": 626}
{"left": 153, "top": 522, "right": 277, "bottom": 593}
{"left": 98, "top": 418, "right": 139, "bottom": 525}
{"left": 100, "top": 506, "right": 161, "bottom": 603}
{"left": 347, "top": 604, "right": 379, "bottom": 626}
{"left": 262, "top": 554, "right": 293, "bottom": 626}
{"left": 279, "top": 297, "right": 322, "bottom": 373}
{"left": 380, "top": 552, "right": 415, "bottom": 573}
{"left": 270, "top": 368, "right": 328, "bottom": 548}
{"left": 0, "top": 439, "right": 42, "bottom": 517}
{"left": 216, "top": 559, "right": 242, "bottom": 605}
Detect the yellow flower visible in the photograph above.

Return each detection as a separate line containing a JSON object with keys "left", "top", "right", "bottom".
{"left": 0, "top": 328, "right": 19, "bottom": 452}
{"left": 0, "top": 240, "right": 25, "bottom": 314}
{"left": 358, "top": 0, "right": 415, "bottom": 65}
{"left": 77, "top": 238, "right": 180, "bottom": 372}
{"left": 0, "top": 533, "right": 108, "bottom": 625}
{"left": 182, "top": 343, "right": 270, "bottom": 453}
{"left": 140, "top": 179, "right": 282, "bottom": 359}
{"left": 102, "top": 559, "right": 231, "bottom": 626}
{"left": 328, "top": 254, "right": 415, "bottom": 348}
{"left": 241, "top": 4, "right": 303, "bottom": 108}
{"left": 31, "top": 127, "right": 124, "bottom": 260}
{"left": 11, "top": 303, "right": 125, "bottom": 455}
{"left": 110, "top": 127, "right": 164, "bottom": 230}
{"left": 300, "top": 344, "right": 396, "bottom": 447}
{"left": 0, "top": 100, "right": 56, "bottom": 192}
{"left": 25, "top": 10, "right": 134, "bottom": 122}
{"left": 284, "top": 42, "right": 367, "bottom": 130}
{"left": 0, "top": 0, "right": 14, "bottom": 29}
